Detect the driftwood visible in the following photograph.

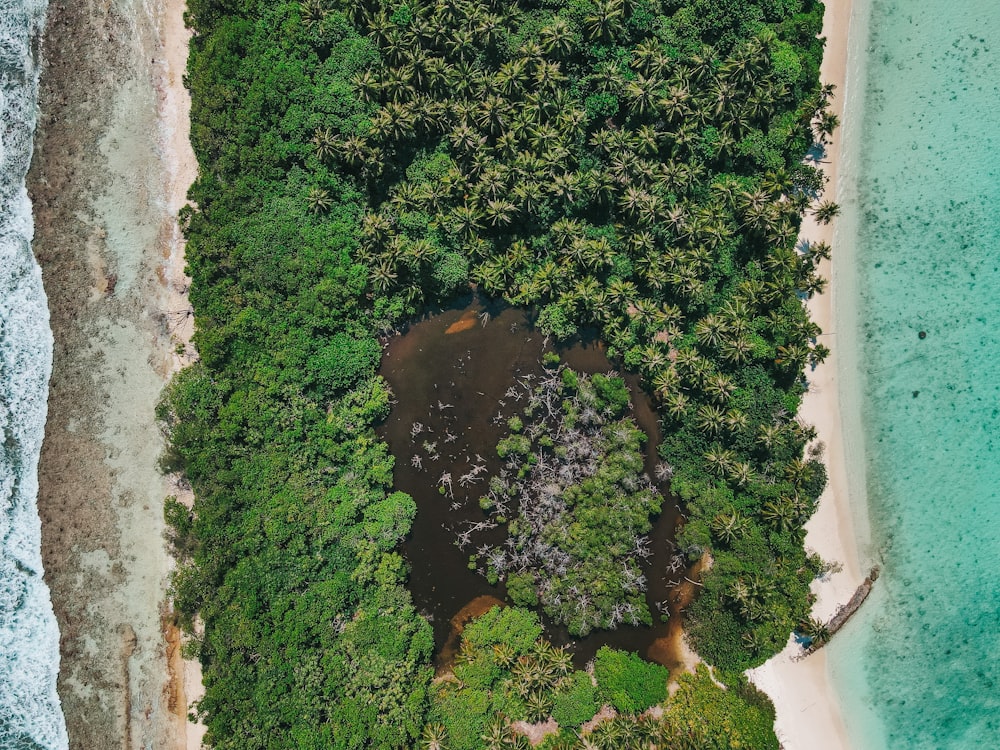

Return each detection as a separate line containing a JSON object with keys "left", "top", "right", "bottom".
{"left": 803, "top": 565, "right": 880, "bottom": 656}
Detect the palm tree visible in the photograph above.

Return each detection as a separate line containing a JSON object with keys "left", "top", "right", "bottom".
{"left": 300, "top": 0, "right": 327, "bottom": 27}
{"left": 480, "top": 716, "right": 511, "bottom": 749}
{"left": 695, "top": 314, "right": 727, "bottom": 350}
{"left": 762, "top": 498, "right": 796, "bottom": 532}
{"left": 712, "top": 511, "right": 747, "bottom": 545}
{"left": 477, "top": 12, "right": 504, "bottom": 49}
{"left": 548, "top": 646, "right": 573, "bottom": 676}
{"left": 809, "top": 342, "right": 831, "bottom": 367}
{"left": 662, "top": 391, "right": 689, "bottom": 418}
{"left": 618, "top": 186, "right": 648, "bottom": 219}
{"left": 802, "top": 272, "right": 828, "bottom": 298}
{"left": 815, "top": 110, "right": 840, "bottom": 142}
{"left": 534, "top": 60, "right": 566, "bottom": 92}
{"left": 625, "top": 74, "right": 662, "bottom": 117}
{"left": 370, "top": 260, "right": 398, "bottom": 293}
{"left": 812, "top": 200, "right": 841, "bottom": 224}
{"left": 584, "top": 0, "right": 624, "bottom": 42}
{"left": 311, "top": 126, "right": 337, "bottom": 161}
{"left": 525, "top": 690, "right": 552, "bottom": 723}
{"left": 652, "top": 366, "right": 680, "bottom": 399}
{"left": 484, "top": 199, "right": 517, "bottom": 227}
{"left": 447, "top": 27, "right": 476, "bottom": 60}
{"left": 495, "top": 60, "right": 527, "bottom": 97}
{"left": 540, "top": 18, "right": 575, "bottom": 58}
{"left": 696, "top": 404, "right": 726, "bottom": 435}
{"left": 449, "top": 203, "right": 484, "bottom": 239}
{"left": 549, "top": 172, "right": 580, "bottom": 204}
{"left": 807, "top": 239, "right": 833, "bottom": 262}
{"left": 775, "top": 343, "right": 809, "bottom": 371}
{"left": 798, "top": 617, "right": 831, "bottom": 646}
{"left": 704, "top": 373, "right": 734, "bottom": 403}
{"left": 359, "top": 211, "right": 393, "bottom": 247}
{"left": 742, "top": 629, "right": 765, "bottom": 653}
{"left": 659, "top": 85, "right": 691, "bottom": 124}
{"left": 784, "top": 458, "right": 816, "bottom": 488}
{"left": 547, "top": 736, "right": 578, "bottom": 750}
{"left": 728, "top": 460, "right": 753, "bottom": 487}
{"left": 371, "top": 102, "right": 417, "bottom": 141}
{"left": 721, "top": 336, "right": 753, "bottom": 364}
{"left": 420, "top": 723, "right": 448, "bottom": 750}
{"left": 757, "top": 423, "right": 784, "bottom": 451}
{"left": 725, "top": 408, "right": 749, "bottom": 435}
{"left": 704, "top": 446, "right": 735, "bottom": 477}
{"left": 306, "top": 187, "right": 332, "bottom": 214}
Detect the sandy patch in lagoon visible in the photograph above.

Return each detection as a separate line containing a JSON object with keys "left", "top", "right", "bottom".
{"left": 747, "top": 0, "right": 875, "bottom": 748}
{"left": 30, "top": 0, "right": 200, "bottom": 747}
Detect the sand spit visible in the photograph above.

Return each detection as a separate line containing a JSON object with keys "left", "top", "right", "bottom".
{"left": 30, "top": 0, "right": 199, "bottom": 748}
{"left": 747, "top": 0, "right": 873, "bottom": 748}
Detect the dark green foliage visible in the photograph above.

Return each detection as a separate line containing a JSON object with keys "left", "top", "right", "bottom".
{"left": 163, "top": 495, "right": 195, "bottom": 558}
{"left": 338, "top": 0, "right": 833, "bottom": 671}
{"left": 592, "top": 646, "right": 669, "bottom": 714}
{"left": 309, "top": 333, "right": 381, "bottom": 395}
{"left": 506, "top": 571, "right": 539, "bottom": 607}
{"left": 164, "top": 3, "right": 435, "bottom": 747}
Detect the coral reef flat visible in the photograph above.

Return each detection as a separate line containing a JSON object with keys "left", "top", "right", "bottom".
{"left": 30, "top": 0, "right": 198, "bottom": 747}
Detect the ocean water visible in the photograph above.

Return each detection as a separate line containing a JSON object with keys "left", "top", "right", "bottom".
{"left": 829, "top": 0, "right": 1000, "bottom": 747}
{"left": 0, "top": 0, "right": 67, "bottom": 748}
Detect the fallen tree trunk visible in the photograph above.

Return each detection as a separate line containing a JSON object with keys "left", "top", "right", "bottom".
{"left": 804, "top": 565, "right": 880, "bottom": 656}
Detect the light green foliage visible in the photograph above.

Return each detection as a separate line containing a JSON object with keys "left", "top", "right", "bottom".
{"left": 431, "top": 610, "right": 776, "bottom": 749}
{"left": 462, "top": 606, "right": 544, "bottom": 656}
{"left": 593, "top": 646, "right": 669, "bottom": 715}
{"left": 551, "top": 671, "right": 598, "bottom": 729}
{"left": 659, "top": 666, "right": 779, "bottom": 749}
{"left": 163, "top": 495, "right": 195, "bottom": 558}
{"left": 430, "top": 607, "right": 571, "bottom": 749}
{"left": 496, "top": 434, "right": 532, "bottom": 458}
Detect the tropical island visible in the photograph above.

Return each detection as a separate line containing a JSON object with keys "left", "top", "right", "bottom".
{"left": 157, "top": 0, "right": 840, "bottom": 746}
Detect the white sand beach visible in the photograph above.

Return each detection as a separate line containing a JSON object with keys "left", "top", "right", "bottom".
{"left": 747, "top": 0, "right": 872, "bottom": 748}
{"left": 31, "top": 0, "right": 200, "bottom": 747}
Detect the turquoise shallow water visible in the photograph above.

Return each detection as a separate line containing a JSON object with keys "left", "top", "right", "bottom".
{"left": 829, "top": 0, "right": 1000, "bottom": 747}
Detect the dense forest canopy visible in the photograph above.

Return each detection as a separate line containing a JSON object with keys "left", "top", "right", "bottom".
{"left": 162, "top": 0, "right": 835, "bottom": 745}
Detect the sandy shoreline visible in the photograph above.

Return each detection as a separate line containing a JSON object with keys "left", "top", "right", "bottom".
{"left": 31, "top": 0, "right": 199, "bottom": 747}
{"left": 747, "top": 1, "right": 870, "bottom": 748}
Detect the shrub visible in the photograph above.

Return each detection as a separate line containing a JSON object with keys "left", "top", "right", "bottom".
{"left": 552, "top": 671, "right": 598, "bottom": 729}
{"left": 506, "top": 572, "right": 538, "bottom": 607}
{"left": 308, "top": 333, "right": 380, "bottom": 395}
{"left": 462, "top": 606, "right": 542, "bottom": 656}
{"left": 593, "top": 647, "right": 669, "bottom": 715}
{"left": 431, "top": 251, "right": 469, "bottom": 295}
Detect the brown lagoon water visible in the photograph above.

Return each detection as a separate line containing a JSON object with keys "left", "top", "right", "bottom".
{"left": 378, "top": 293, "right": 697, "bottom": 672}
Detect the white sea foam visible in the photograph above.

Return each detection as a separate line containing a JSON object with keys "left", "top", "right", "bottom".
{"left": 0, "top": 0, "right": 68, "bottom": 747}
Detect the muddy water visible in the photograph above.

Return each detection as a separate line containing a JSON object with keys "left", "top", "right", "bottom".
{"left": 379, "top": 294, "right": 696, "bottom": 672}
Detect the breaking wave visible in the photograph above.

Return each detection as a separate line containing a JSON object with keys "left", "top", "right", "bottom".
{"left": 0, "top": 0, "right": 68, "bottom": 747}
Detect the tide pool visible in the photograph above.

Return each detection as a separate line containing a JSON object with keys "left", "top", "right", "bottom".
{"left": 829, "top": 0, "right": 1000, "bottom": 747}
